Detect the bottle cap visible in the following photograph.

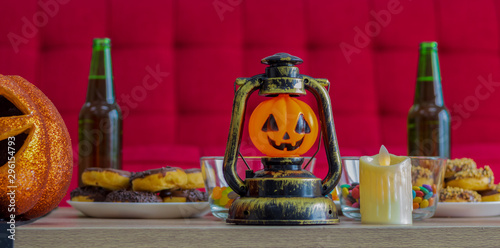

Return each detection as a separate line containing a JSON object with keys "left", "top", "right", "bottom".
{"left": 93, "top": 38, "right": 111, "bottom": 49}
{"left": 419, "top": 41, "right": 438, "bottom": 50}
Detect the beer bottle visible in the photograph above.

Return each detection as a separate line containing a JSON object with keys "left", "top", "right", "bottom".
{"left": 78, "top": 38, "right": 122, "bottom": 186}
{"left": 408, "top": 42, "right": 450, "bottom": 158}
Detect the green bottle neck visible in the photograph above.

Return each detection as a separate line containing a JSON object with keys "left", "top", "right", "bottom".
{"left": 86, "top": 39, "right": 115, "bottom": 103}
{"left": 414, "top": 42, "right": 445, "bottom": 106}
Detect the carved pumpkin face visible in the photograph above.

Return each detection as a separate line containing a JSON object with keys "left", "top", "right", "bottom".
{"left": 0, "top": 75, "right": 72, "bottom": 220}
{"left": 249, "top": 94, "right": 318, "bottom": 157}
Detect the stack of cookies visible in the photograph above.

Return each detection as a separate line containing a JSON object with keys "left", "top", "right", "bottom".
{"left": 440, "top": 158, "right": 499, "bottom": 202}
{"left": 70, "top": 167, "right": 208, "bottom": 203}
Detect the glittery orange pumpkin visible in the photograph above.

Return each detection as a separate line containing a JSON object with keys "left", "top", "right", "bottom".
{"left": 248, "top": 94, "right": 318, "bottom": 157}
{"left": 0, "top": 75, "right": 72, "bottom": 220}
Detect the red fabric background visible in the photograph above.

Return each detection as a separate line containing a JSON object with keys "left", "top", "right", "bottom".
{"left": 1, "top": 0, "right": 500, "bottom": 206}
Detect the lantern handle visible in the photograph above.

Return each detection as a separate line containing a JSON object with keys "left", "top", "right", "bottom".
{"left": 304, "top": 76, "right": 342, "bottom": 196}
{"left": 223, "top": 75, "right": 264, "bottom": 196}
{"left": 303, "top": 83, "right": 330, "bottom": 171}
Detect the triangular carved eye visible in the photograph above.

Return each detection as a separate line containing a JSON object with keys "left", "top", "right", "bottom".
{"left": 262, "top": 114, "right": 279, "bottom": 132}
{"left": 0, "top": 95, "right": 24, "bottom": 117}
{"left": 295, "top": 114, "right": 311, "bottom": 134}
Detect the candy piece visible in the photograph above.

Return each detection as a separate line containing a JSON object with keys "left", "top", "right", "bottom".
{"left": 420, "top": 186, "right": 430, "bottom": 195}
{"left": 342, "top": 187, "right": 349, "bottom": 197}
{"left": 347, "top": 195, "right": 356, "bottom": 204}
{"left": 211, "top": 186, "right": 236, "bottom": 208}
{"left": 428, "top": 197, "right": 435, "bottom": 207}
{"left": 352, "top": 186, "right": 359, "bottom": 191}
{"left": 432, "top": 184, "right": 437, "bottom": 194}
{"left": 219, "top": 194, "right": 229, "bottom": 206}
{"left": 341, "top": 183, "right": 361, "bottom": 208}
{"left": 412, "top": 190, "right": 416, "bottom": 198}
{"left": 424, "top": 191, "right": 433, "bottom": 200}
{"left": 340, "top": 184, "right": 350, "bottom": 189}
{"left": 225, "top": 198, "right": 235, "bottom": 208}
{"left": 351, "top": 187, "right": 360, "bottom": 199}
{"left": 413, "top": 202, "right": 420, "bottom": 209}
{"left": 413, "top": 197, "right": 422, "bottom": 203}
{"left": 416, "top": 191, "right": 424, "bottom": 198}
{"left": 222, "top": 187, "right": 232, "bottom": 195}
{"left": 331, "top": 195, "right": 339, "bottom": 201}
{"left": 330, "top": 190, "right": 339, "bottom": 201}
{"left": 212, "top": 186, "right": 222, "bottom": 200}
{"left": 422, "top": 184, "right": 432, "bottom": 192}
{"left": 420, "top": 199, "right": 429, "bottom": 208}
{"left": 412, "top": 186, "right": 421, "bottom": 191}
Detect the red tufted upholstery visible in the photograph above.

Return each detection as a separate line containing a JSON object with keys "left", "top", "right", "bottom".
{"left": 1, "top": 0, "right": 500, "bottom": 206}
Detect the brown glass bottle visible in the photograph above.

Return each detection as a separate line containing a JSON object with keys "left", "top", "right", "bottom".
{"left": 408, "top": 42, "right": 450, "bottom": 158}
{"left": 78, "top": 38, "right": 122, "bottom": 186}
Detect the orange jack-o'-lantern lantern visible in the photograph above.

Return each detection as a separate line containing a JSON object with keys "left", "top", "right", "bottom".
{"left": 249, "top": 94, "right": 318, "bottom": 157}
{"left": 0, "top": 75, "right": 72, "bottom": 221}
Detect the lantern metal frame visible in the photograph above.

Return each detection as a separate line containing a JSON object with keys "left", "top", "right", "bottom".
{"left": 223, "top": 53, "right": 342, "bottom": 225}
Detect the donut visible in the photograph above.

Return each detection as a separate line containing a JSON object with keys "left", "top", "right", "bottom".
{"left": 445, "top": 158, "right": 476, "bottom": 179}
{"left": 411, "top": 166, "right": 433, "bottom": 186}
{"left": 478, "top": 184, "right": 500, "bottom": 202}
{"left": 81, "top": 168, "right": 132, "bottom": 190}
{"left": 181, "top": 168, "right": 205, "bottom": 189}
{"left": 439, "top": 186, "right": 481, "bottom": 202}
{"left": 131, "top": 167, "right": 187, "bottom": 192}
{"left": 105, "top": 190, "right": 161, "bottom": 203}
{"left": 70, "top": 186, "right": 111, "bottom": 202}
{"left": 159, "top": 189, "right": 208, "bottom": 202}
{"left": 446, "top": 165, "right": 494, "bottom": 191}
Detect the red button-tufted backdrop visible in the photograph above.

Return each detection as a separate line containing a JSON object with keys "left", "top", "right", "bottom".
{"left": 1, "top": 0, "right": 500, "bottom": 206}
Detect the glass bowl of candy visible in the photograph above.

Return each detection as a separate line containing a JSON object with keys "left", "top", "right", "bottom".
{"left": 338, "top": 156, "right": 446, "bottom": 220}
{"left": 200, "top": 156, "right": 316, "bottom": 220}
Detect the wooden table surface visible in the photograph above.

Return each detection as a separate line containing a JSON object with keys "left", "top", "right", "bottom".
{"left": 16, "top": 207, "right": 500, "bottom": 248}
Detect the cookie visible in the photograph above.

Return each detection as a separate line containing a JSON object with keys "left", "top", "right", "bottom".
{"left": 439, "top": 186, "right": 481, "bottom": 202}
{"left": 131, "top": 167, "right": 187, "bottom": 192}
{"left": 159, "top": 189, "right": 208, "bottom": 202}
{"left": 70, "top": 186, "right": 111, "bottom": 202}
{"left": 105, "top": 190, "right": 161, "bottom": 203}
{"left": 82, "top": 168, "right": 132, "bottom": 190}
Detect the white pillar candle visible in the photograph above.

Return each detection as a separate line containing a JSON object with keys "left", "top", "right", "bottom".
{"left": 360, "top": 145, "right": 412, "bottom": 224}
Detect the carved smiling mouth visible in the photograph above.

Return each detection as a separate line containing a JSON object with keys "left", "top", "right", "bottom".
{"left": 267, "top": 136, "right": 304, "bottom": 151}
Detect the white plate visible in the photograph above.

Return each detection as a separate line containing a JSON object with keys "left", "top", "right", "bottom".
{"left": 434, "top": 202, "right": 500, "bottom": 217}
{"left": 67, "top": 200, "right": 211, "bottom": 219}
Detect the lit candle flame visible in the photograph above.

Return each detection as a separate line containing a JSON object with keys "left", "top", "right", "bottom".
{"left": 378, "top": 145, "right": 391, "bottom": 166}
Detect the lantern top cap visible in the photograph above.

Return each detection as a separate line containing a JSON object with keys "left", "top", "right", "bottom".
{"left": 261, "top": 53, "right": 303, "bottom": 66}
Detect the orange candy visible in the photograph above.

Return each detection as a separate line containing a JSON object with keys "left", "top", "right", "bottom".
{"left": 225, "top": 199, "right": 235, "bottom": 208}
{"left": 330, "top": 190, "right": 339, "bottom": 201}
{"left": 413, "top": 202, "right": 420, "bottom": 209}
{"left": 212, "top": 186, "right": 223, "bottom": 200}
{"left": 428, "top": 197, "right": 435, "bottom": 207}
